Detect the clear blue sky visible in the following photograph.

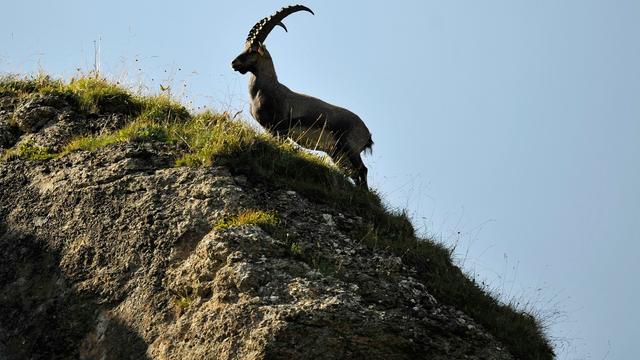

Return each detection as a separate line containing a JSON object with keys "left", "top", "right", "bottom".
{"left": 2, "top": 1, "right": 638, "bottom": 358}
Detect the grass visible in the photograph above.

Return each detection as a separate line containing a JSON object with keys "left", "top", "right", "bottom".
{"left": 357, "top": 225, "right": 554, "bottom": 359}
{"left": 0, "top": 74, "right": 189, "bottom": 121}
{"left": 289, "top": 242, "right": 302, "bottom": 256}
{"left": 0, "top": 74, "right": 554, "bottom": 359}
{"left": 169, "top": 288, "right": 197, "bottom": 316}
{"left": 63, "top": 76, "right": 137, "bottom": 114}
{"left": 214, "top": 209, "right": 280, "bottom": 232}
{"left": 137, "top": 94, "right": 190, "bottom": 122}
{"left": 0, "top": 74, "right": 132, "bottom": 113}
{"left": 171, "top": 111, "right": 261, "bottom": 167}
{"left": 61, "top": 118, "right": 170, "bottom": 154}
{"left": 1, "top": 141, "right": 57, "bottom": 161}
{"left": 0, "top": 73, "right": 64, "bottom": 94}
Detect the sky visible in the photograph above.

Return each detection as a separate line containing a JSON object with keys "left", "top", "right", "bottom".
{"left": 2, "top": 1, "right": 639, "bottom": 358}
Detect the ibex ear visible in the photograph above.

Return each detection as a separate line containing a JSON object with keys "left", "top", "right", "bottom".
{"left": 256, "top": 44, "right": 266, "bottom": 56}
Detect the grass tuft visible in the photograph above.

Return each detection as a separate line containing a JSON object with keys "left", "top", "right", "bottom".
{"left": 137, "top": 94, "right": 190, "bottom": 123}
{"left": 0, "top": 74, "right": 138, "bottom": 114}
{"left": 1, "top": 141, "right": 57, "bottom": 161}
{"left": 0, "top": 74, "right": 63, "bottom": 95}
{"left": 65, "top": 77, "right": 138, "bottom": 114}
{"left": 0, "top": 74, "right": 184, "bottom": 120}
{"left": 172, "top": 110, "right": 256, "bottom": 166}
{"left": 61, "top": 118, "right": 169, "bottom": 154}
{"left": 214, "top": 209, "right": 280, "bottom": 232}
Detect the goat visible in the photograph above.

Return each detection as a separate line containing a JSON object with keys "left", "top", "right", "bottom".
{"left": 231, "top": 5, "right": 373, "bottom": 187}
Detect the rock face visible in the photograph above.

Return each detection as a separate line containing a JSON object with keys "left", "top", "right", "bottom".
{"left": 0, "top": 92, "right": 514, "bottom": 359}
{"left": 0, "top": 91, "right": 128, "bottom": 152}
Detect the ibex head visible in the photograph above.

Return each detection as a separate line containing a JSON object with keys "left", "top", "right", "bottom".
{"left": 231, "top": 5, "right": 314, "bottom": 75}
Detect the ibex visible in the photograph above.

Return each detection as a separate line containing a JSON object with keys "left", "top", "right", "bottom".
{"left": 231, "top": 5, "right": 373, "bottom": 187}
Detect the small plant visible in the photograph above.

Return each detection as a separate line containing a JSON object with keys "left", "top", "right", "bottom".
{"left": 289, "top": 242, "right": 301, "bottom": 256}
{"left": 214, "top": 209, "right": 296, "bottom": 245}
{"left": 174, "top": 296, "right": 191, "bottom": 310}
{"left": 214, "top": 209, "right": 280, "bottom": 232}
{"left": 2, "top": 141, "right": 57, "bottom": 161}
{"left": 170, "top": 288, "right": 196, "bottom": 316}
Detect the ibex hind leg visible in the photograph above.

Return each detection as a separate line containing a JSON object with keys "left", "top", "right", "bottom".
{"left": 347, "top": 152, "right": 368, "bottom": 188}
{"left": 331, "top": 139, "right": 368, "bottom": 188}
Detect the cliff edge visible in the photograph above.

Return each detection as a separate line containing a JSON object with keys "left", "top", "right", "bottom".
{"left": 0, "top": 75, "right": 553, "bottom": 359}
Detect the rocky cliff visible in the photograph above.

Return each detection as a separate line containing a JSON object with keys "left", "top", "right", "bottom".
{"left": 0, "top": 76, "right": 553, "bottom": 359}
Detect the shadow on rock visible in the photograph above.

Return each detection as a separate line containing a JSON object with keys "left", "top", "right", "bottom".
{"left": 0, "top": 229, "right": 150, "bottom": 360}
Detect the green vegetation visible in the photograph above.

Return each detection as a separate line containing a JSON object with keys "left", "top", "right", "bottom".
{"left": 168, "top": 111, "right": 350, "bottom": 199}
{"left": 62, "top": 118, "right": 169, "bottom": 154}
{"left": 170, "top": 288, "right": 197, "bottom": 316}
{"left": 137, "top": 94, "right": 190, "bottom": 122}
{"left": 289, "top": 242, "right": 302, "bottom": 256}
{"left": 0, "top": 74, "right": 133, "bottom": 114}
{"left": 63, "top": 77, "right": 136, "bottom": 113}
{"left": 0, "top": 74, "right": 553, "bottom": 359}
{"left": 0, "top": 74, "right": 188, "bottom": 120}
{"left": 214, "top": 209, "right": 280, "bottom": 232}
{"left": 173, "top": 294, "right": 192, "bottom": 310}
{"left": 171, "top": 111, "right": 261, "bottom": 167}
{"left": 1, "top": 141, "right": 57, "bottom": 161}
{"left": 357, "top": 223, "right": 553, "bottom": 359}
{"left": 214, "top": 209, "right": 341, "bottom": 277}
{"left": 0, "top": 73, "right": 64, "bottom": 95}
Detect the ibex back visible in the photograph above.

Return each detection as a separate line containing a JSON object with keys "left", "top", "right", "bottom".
{"left": 231, "top": 5, "right": 373, "bottom": 187}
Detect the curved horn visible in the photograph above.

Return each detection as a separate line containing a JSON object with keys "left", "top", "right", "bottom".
{"left": 246, "top": 5, "right": 314, "bottom": 46}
